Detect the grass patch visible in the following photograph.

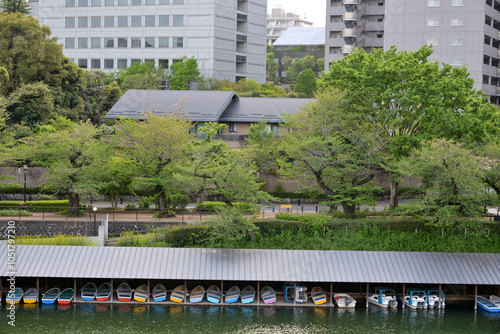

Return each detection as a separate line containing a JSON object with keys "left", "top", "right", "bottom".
{"left": 0, "top": 209, "right": 32, "bottom": 216}
{"left": 15, "top": 234, "right": 94, "bottom": 246}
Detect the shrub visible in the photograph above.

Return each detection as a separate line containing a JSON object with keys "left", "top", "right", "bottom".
{"left": 0, "top": 200, "right": 69, "bottom": 210}
{"left": 0, "top": 183, "right": 41, "bottom": 194}
{"left": 115, "top": 231, "right": 158, "bottom": 247}
{"left": 275, "top": 213, "right": 300, "bottom": 221}
{"left": 252, "top": 219, "right": 307, "bottom": 235}
{"left": 166, "top": 225, "right": 210, "bottom": 247}
{"left": 0, "top": 209, "right": 32, "bottom": 216}
{"left": 194, "top": 201, "right": 227, "bottom": 212}
{"left": 15, "top": 235, "right": 94, "bottom": 246}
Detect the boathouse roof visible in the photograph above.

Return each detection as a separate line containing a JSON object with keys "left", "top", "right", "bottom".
{"left": 1, "top": 246, "right": 499, "bottom": 285}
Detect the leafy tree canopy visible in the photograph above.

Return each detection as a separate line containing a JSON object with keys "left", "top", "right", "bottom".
{"left": 0, "top": 0, "right": 32, "bottom": 14}
{"left": 169, "top": 56, "right": 204, "bottom": 90}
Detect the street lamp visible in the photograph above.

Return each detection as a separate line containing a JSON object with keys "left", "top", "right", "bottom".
{"left": 23, "top": 165, "right": 27, "bottom": 203}
{"left": 93, "top": 207, "right": 97, "bottom": 236}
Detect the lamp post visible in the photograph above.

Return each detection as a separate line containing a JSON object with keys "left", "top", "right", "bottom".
{"left": 93, "top": 207, "right": 97, "bottom": 236}
{"left": 23, "top": 165, "right": 27, "bottom": 203}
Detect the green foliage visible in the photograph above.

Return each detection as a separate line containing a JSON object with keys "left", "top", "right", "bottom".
{"left": 266, "top": 52, "right": 279, "bottom": 83}
{"left": 275, "top": 213, "right": 300, "bottom": 221}
{"left": 294, "top": 69, "right": 317, "bottom": 97}
{"left": 0, "top": 200, "right": 69, "bottom": 210}
{"left": 15, "top": 234, "right": 93, "bottom": 246}
{"left": 169, "top": 56, "right": 203, "bottom": 90}
{"left": 165, "top": 225, "right": 209, "bottom": 247}
{"left": 0, "top": 0, "right": 32, "bottom": 14}
{"left": 0, "top": 209, "right": 32, "bottom": 216}
{"left": 205, "top": 207, "right": 259, "bottom": 247}
{"left": 164, "top": 193, "right": 189, "bottom": 210}
{"left": 137, "top": 195, "right": 156, "bottom": 209}
{"left": 115, "top": 231, "right": 159, "bottom": 247}
{"left": 0, "top": 183, "right": 41, "bottom": 194}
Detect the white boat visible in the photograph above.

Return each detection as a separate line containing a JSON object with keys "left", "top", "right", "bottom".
{"left": 96, "top": 283, "right": 112, "bottom": 301}
{"left": 284, "top": 284, "right": 307, "bottom": 303}
{"left": 207, "top": 285, "right": 222, "bottom": 304}
{"left": 81, "top": 283, "right": 97, "bottom": 301}
{"left": 225, "top": 286, "right": 241, "bottom": 304}
{"left": 334, "top": 293, "right": 356, "bottom": 308}
{"left": 240, "top": 286, "right": 256, "bottom": 304}
{"left": 310, "top": 286, "right": 327, "bottom": 305}
{"left": 170, "top": 285, "right": 186, "bottom": 303}
{"left": 425, "top": 289, "right": 445, "bottom": 309}
{"left": 260, "top": 286, "right": 276, "bottom": 304}
{"left": 477, "top": 296, "right": 500, "bottom": 313}
{"left": 367, "top": 287, "right": 398, "bottom": 308}
{"left": 117, "top": 283, "right": 132, "bottom": 302}
{"left": 152, "top": 284, "right": 167, "bottom": 302}
{"left": 403, "top": 289, "right": 427, "bottom": 309}
{"left": 23, "top": 287, "right": 38, "bottom": 304}
{"left": 189, "top": 286, "right": 205, "bottom": 303}
{"left": 490, "top": 295, "right": 500, "bottom": 306}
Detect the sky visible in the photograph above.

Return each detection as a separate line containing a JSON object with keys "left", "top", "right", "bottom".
{"left": 267, "top": 0, "right": 326, "bottom": 27}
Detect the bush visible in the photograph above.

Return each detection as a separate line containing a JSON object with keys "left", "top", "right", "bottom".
{"left": 0, "top": 209, "right": 32, "bottom": 216}
{"left": 115, "top": 231, "right": 159, "bottom": 247}
{"left": 275, "top": 213, "right": 301, "bottom": 221}
{"left": 15, "top": 235, "right": 94, "bottom": 246}
{"left": 166, "top": 225, "right": 210, "bottom": 247}
{"left": 252, "top": 219, "right": 307, "bottom": 235}
{"left": 194, "top": 201, "right": 226, "bottom": 212}
{"left": 0, "top": 183, "right": 41, "bottom": 195}
{"left": 0, "top": 200, "right": 69, "bottom": 210}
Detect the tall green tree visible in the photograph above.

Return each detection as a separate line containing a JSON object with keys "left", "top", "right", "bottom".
{"left": 320, "top": 46, "right": 500, "bottom": 208}
{"left": 302, "top": 55, "right": 316, "bottom": 71}
{"left": 266, "top": 52, "right": 279, "bottom": 83}
{"left": 294, "top": 69, "right": 317, "bottom": 97}
{"left": 285, "top": 59, "right": 303, "bottom": 84}
{"left": 1, "top": 0, "right": 31, "bottom": 14}
{"left": 169, "top": 57, "right": 203, "bottom": 90}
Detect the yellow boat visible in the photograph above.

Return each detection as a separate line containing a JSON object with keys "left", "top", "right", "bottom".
{"left": 133, "top": 284, "right": 149, "bottom": 302}
{"left": 311, "top": 286, "right": 327, "bottom": 305}
{"left": 23, "top": 288, "right": 38, "bottom": 304}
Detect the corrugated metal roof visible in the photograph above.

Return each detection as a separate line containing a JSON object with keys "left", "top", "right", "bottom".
{"left": 104, "top": 90, "right": 237, "bottom": 122}
{"left": 219, "top": 97, "right": 314, "bottom": 123}
{"left": 273, "top": 27, "right": 325, "bottom": 46}
{"left": 1, "top": 246, "right": 499, "bottom": 285}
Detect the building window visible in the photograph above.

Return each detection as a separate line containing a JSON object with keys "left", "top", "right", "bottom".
{"left": 118, "top": 38, "right": 128, "bottom": 48}
{"left": 65, "top": 37, "right": 75, "bottom": 49}
{"left": 452, "top": 0, "right": 464, "bottom": 6}
{"left": 104, "top": 37, "right": 114, "bottom": 48}
{"left": 79, "top": 0, "right": 88, "bottom": 6}
{"left": 173, "top": 15, "right": 183, "bottom": 26}
{"left": 118, "top": 16, "right": 128, "bottom": 27}
{"left": 78, "top": 37, "right": 88, "bottom": 48}
{"left": 159, "top": 59, "right": 169, "bottom": 69}
{"left": 145, "top": 37, "right": 155, "bottom": 47}
{"left": 427, "top": 19, "right": 439, "bottom": 27}
{"left": 78, "top": 17, "right": 88, "bottom": 28}
{"left": 91, "top": 17, "right": 101, "bottom": 27}
{"left": 78, "top": 59, "right": 88, "bottom": 69}
{"left": 229, "top": 123, "right": 237, "bottom": 133}
{"left": 118, "top": 0, "right": 127, "bottom": 4}
{"left": 131, "top": 38, "right": 141, "bottom": 48}
{"left": 173, "top": 0, "right": 183, "bottom": 3}
{"left": 104, "top": 59, "right": 114, "bottom": 69}
{"left": 104, "top": 16, "right": 114, "bottom": 27}
{"left": 145, "top": 16, "right": 155, "bottom": 27}
{"left": 91, "top": 59, "right": 101, "bottom": 69}
{"left": 146, "top": 0, "right": 155, "bottom": 4}
{"left": 173, "top": 37, "right": 183, "bottom": 47}
{"left": 485, "top": 35, "right": 491, "bottom": 45}
{"left": 65, "top": 0, "right": 75, "bottom": 7}
{"left": 91, "top": 0, "right": 101, "bottom": 5}
{"left": 450, "top": 38, "right": 463, "bottom": 46}
{"left": 159, "top": 37, "right": 169, "bottom": 47}
{"left": 131, "top": 16, "right": 141, "bottom": 27}
{"left": 131, "top": 59, "right": 141, "bottom": 65}
{"left": 427, "top": 38, "right": 438, "bottom": 46}
{"left": 65, "top": 17, "right": 75, "bottom": 28}
{"left": 91, "top": 37, "right": 100, "bottom": 48}
{"left": 484, "top": 55, "right": 491, "bottom": 65}
{"left": 117, "top": 59, "right": 127, "bottom": 68}
{"left": 451, "top": 19, "right": 463, "bottom": 26}
{"left": 450, "top": 59, "right": 462, "bottom": 66}
{"left": 483, "top": 75, "right": 489, "bottom": 84}
{"left": 159, "top": 15, "right": 169, "bottom": 26}
{"left": 132, "top": 0, "right": 141, "bottom": 4}
{"left": 486, "top": 16, "right": 492, "bottom": 26}
{"left": 105, "top": 0, "right": 113, "bottom": 5}
{"left": 428, "top": 0, "right": 440, "bottom": 6}
{"left": 159, "top": 0, "right": 168, "bottom": 3}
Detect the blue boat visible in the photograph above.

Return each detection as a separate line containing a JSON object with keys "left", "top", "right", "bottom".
{"left": 6, "top": 288, "right": 23, "bottom": 304}
{"left": 42, "top": 288, "right": 60, "bottom": 304}
{"left": 225, "top": 286, "right": 240, "bottom": 304}
{"left": 81, "top": 283, "right": 97, "bottom": 301}
{"left": 477, "top": 296, "right": 500, "bottom": 313}
{"left": 207, "top": 285, "right": 222, "bottom": 304}
{"left": 152, "top": 284, "right": 167, "bottom": 302}
{"left": 240, "top": 286, "right": 255, "bottom": 304}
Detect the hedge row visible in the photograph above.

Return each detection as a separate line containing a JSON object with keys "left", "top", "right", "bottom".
{"left": 193, "top": 201, "right": 259, "bottom": 213}
{"left": 0, "top": 200, "right": 69, "bottom": 210}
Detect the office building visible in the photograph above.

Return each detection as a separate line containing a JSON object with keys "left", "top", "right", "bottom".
{"left": 267, "top": 7, "right": 313, "bottom": 45}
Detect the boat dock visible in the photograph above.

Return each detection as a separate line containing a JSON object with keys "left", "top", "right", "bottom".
{"left": 1, "top": 245, "right": 499, "bottom": 308}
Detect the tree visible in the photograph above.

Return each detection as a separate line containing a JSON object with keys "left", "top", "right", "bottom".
{"left": 111, "top": 61, "right": 166, "bottom": 87}
{"left": 316, "top": 57, "right": 325, "bottom": 74}
{"left": 234, "top": 78, "right": 260, "bottom": 93}
{"left": 101, "top": 82, "right": 123, "bottom": 117}
{"left": 16, "top": 120, "right": 105, "bottom": 214}
{"left": 302, "top": 55, "right": 316, "bottom": 71}
{"left": 169, "top": 57, "right": 203, "bottom": 90}
{"left": 285, "top": 58, "right": 303, "bottom": 84}
{"left": 281, "top": 56, "right": 293, "bottom": 71}
{"left": 280, "top": 88, "right": 381, "bottom": 214}
{"left": 121, "top": 73, "right": 165, "bottom": 92}
{"left": 10, "top": 82, "right": 55, "bottom": 128}
{"left": 0, "top": 0, "right": 32, "bottom": 14}
{"left": 246, "top": 120, "right": 281, "bottom": 174}
{"left": 112, "top": 113, "right": 194, "bottom": 214}
{"left": 320, "top": 46, "right": 500, "bottom": 209}
{"left": 83, "top": 71, "right": 107, "bottom": 126}
{"left": 266, "top": 52, "right": 279, "bottom": 83}
{"left": 205, "top": 207, "right": 258, "bottom": 248}
{"left": 97, "top": 156, "right": 136, "bottom": 208}
{"left": 294, "top": 69, "right": 317, "bottom": 97}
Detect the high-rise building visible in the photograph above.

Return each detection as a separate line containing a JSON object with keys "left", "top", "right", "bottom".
{"left": 31, "top": 0, "right": 267, "bottom": 83}
{"left": 267, "top": 7, "right": 313, "bottom": 45}
{"left": 326, "top": 0, "right": 500, "bottom": 104}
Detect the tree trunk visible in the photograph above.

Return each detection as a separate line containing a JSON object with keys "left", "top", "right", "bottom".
{"left": 68, "top": 190, "right": 80, "bottom": 215}
{"left": 341, "top": 201, "right": 356, "bottom": 215}
{"left": 156, "top": 185, "right": 166, "bottom": 213}
{"left": 389, "top": 181, "right": 399, "bottom": 209}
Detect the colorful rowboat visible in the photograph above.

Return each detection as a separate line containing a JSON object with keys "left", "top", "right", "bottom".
{"left": 225, "top": 286, "right": 241, "bottom": 304}
{"left": 134, "top": 284, "right": 149, "bottom": 302}
{"left": 117, "top": 283, "right": 132, "bottom": 302}
{"left": 96, "top": 283, "right": 112, "bottom": 301}
{"left": 477, "top": 296, "right": 500, "bottom": 313}
{"left": 207, "top": 285, "right": 222, "bottom": 304}
{"left": 23, "top": 288, "right": 38, "bottom": 304}
{"left": 152, "top": 284, "right": 167, "bottom": 302}
{"left": 81, "top": 283, "right": 97, "bottom": 301}
{"left": 311, "top": 286, "right": 327, "bottom": 305}
{"left": 241, "top": 286, "right": 256, "bottom": 304}
{"left": 6, "top": 288, "right": 23, "bottom": 304}
{"left": 189, "top": 285, "right": 205, "bottom": 303}
{"left": 260, "top": 286, "right": 276, "bottom": 304}
{"left": 42, "top": 288, "right": 60, "bottom": 304}
{"left": 170, "top": 285, "right": 186, "bottom": 303}
{"left": 58, "top": 288, "right": 75, "bottom": 304}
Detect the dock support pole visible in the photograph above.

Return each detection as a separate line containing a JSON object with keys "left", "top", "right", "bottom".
{"left": 330, "top": 282, "right": 333, "bottom": 307}
{"left": 366, "top": 283, "right": 369, "bottom": 308}
{"left": 147, "top": 279, "right": 150, "bottom": 303}
{"left": 220, "top": 281, "right": 223, "bottom": 304}
{"left": 402, "top": 283, "right": 405, "bottom": 309}
{"left": 294, "top": 283, "right": 296, "bottom": 306}
{"left": 74, "top": 278, "right": 77, "bottom": 303}
{"left": 474, "top": 285, "right": 478, "bottom": 310}
{"left": 36, "top": 277, "right": 39, "bottom": 302}
{"left": 0, "top": 276, "right": 2, "bottom": 302}
{"left": 257, "top": 281, "right": 260, "bottom": 306}
{"left": 438, "top": 284, "right": 442, "bottom": 309}
{"left": 111, "top": 279, "right": 114, "bottom": 303}
{"left": 184, "top": 280, "right": 187, "bottom": 305}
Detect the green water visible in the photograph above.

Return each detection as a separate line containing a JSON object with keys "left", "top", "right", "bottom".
{"left": 1, "top": 304, "right": 499, "bottom": 334}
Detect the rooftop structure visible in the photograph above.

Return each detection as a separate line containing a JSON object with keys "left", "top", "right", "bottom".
{"left": 267, "top": 7, "right": 313, "bottom": 45}
{"left": 272, "top": 27, "right": 325, "bottom": 50}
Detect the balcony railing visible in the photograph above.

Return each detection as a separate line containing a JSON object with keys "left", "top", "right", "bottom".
{"left": 341, "top": 45, "right": 356, "bottom": 54}
{"left": 342, "top": 28, "right": 358, "bottom": 37}
{"left": 236, "top": 55, "right": 247, "bottom": 62}
{"left": 236, "top": 34, "right": 247, "bottom": 42}
{"left": 343, "top": 0, "right": 361, "bottom": 5}
{"left": 197, "top": 133, "right": 248, "bottom": 141}
{"left": 343, "top": 12, "right": 358, "bottom": 21}
{"left": 237, "top": 13, "right": 247, "bottom": 22}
